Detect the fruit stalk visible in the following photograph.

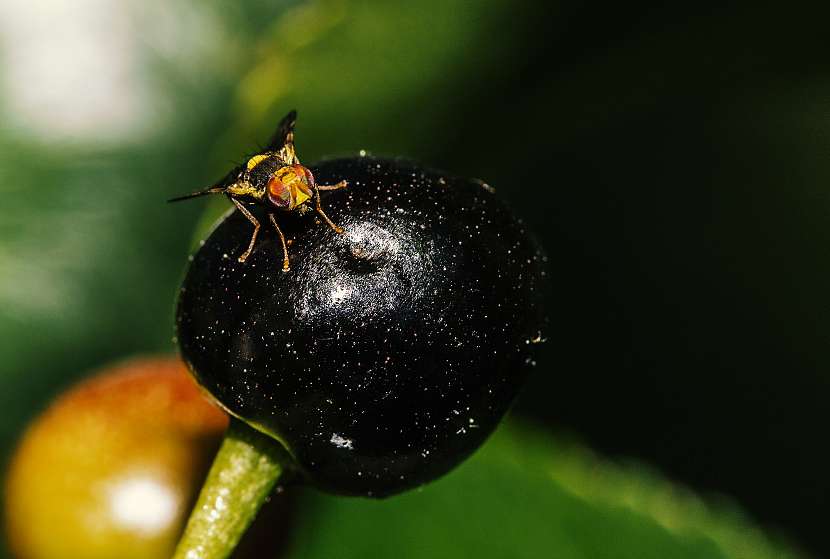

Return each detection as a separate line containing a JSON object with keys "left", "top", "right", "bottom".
{"left": 172, "top": 418, "right": 291, "bottom": 559}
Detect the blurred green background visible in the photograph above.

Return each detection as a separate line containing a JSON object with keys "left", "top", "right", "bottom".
{"left": 0, "top": 0, "right": 828, "bottom": 557}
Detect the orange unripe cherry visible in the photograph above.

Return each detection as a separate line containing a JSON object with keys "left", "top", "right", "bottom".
{"left": 4, "top": 357, "right": 228, "bottom": 559}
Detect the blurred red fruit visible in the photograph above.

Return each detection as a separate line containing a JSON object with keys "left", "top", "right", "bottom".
{"left": 4, "top": 356, "right": 289, "bottom": 559}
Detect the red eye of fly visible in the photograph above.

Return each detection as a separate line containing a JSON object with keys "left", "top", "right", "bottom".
{"left": 267, "top": 176, "right": 291, "bottom": 208}
{"left": 295, "top": 164, "right": 315, "bottom": 188}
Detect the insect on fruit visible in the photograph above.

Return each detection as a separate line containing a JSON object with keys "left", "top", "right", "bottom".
{"left": 171, "top": 154, "right": 548, "bottom": 559}
{"left": 169, "top": 110, "right": 347, "bottom": 272}
{"left": 177, "top": 155, "right": 549, "bottom": 497}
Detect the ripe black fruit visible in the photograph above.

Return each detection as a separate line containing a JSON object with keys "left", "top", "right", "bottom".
{"left": 177, "top": 156, "right": 547, "bottom": 497}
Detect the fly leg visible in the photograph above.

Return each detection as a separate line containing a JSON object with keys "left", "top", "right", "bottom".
{"left": 316, "top": 180, "right": 347, "bottom": 191}
{"left": 268, "top": 214, "right": 291, "bottom": 272}
{"left": 232, "top": 198, "right": 260, "bottom": 263}
{"left": 314, "top": 185, "right": 344, "bottom": 234}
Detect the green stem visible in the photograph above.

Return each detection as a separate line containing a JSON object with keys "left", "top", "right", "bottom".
{"left": 172, "top": 418, "right": 292, "bottom": 559}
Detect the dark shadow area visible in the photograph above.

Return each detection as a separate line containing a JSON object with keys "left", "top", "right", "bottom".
{"left": 423, "top": 1, "right": 830, "bottom": 555}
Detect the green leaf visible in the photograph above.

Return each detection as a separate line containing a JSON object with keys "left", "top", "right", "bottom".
{"left": 286, "top": 420, "right": 801, "bottom": 559}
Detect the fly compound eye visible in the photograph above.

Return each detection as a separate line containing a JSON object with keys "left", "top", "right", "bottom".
{"left": 267, "top": 175, "right": 291, "bottom": 208}
{"left": 295, "top": 164, "right": 315, "bottom": 187}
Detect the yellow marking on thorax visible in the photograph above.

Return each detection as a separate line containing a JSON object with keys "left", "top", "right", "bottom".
{"left": 246, "top": 154, "right": 270, "bottom": 171}
{"left": 227, "top": 182, "right": 264, "bottom": 199}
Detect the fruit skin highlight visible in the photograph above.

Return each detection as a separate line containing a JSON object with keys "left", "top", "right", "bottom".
{"left": 177, "top": 156, "right": 548, "bottom": 497}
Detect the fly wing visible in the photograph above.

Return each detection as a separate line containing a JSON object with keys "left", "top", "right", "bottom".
{"left": 215, "top": 163, "right": 244, "bottom": 189}
{"left": 266, "top": 110, "right": 299, "bottom": 164}
{"left": 167, "top": 163, "right": 242, "bottom": 202}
